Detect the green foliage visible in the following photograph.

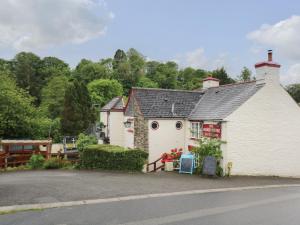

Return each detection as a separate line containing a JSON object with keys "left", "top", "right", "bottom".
{"left": 239, "top": 67, "right": 252, "bottom": 82}
{"left": 177, "top": 68, "right": 207, "bottom": 90}
{"left": 40, "top": 75, "right": 69, "bottom": 119}
{"left": 61, "top": 80, "right": 96, "bottom": 135}
{"left": 43, "top": 158, "right": 62, "bottom": 169}
{"left": 27, "top": 154, "right": 45, "bottom": 169}
{"left": 191, "top": 137, "right": 224, "bottom": 176}
{"left": 12, "top": 52, "right": 43, "bottom": 105}
{"left": 43, "top": 158, "right": 72, "bottom": 169}
{"left": 76, "top": 133, "right": 98, "bottom": 152}
{"left": 73, "top": 61, "right": 111, "bottom": 84}
{"left": 0, "top": 71, "right": 36, "bottom": 138}
{"left": 80, "top": 145, "right": 148, "bottom": 171}
{"left": 87, "top": 79, "right": 123, "bottom": 106}
{"left": 40, "top": 56, "right": 71, "bottom": 80}
{"left": 212, "top": 67, "right": 235, "bottom": 85}
{"left": 137, "top": 76, "right": 159, "bottom": 88}
{"left": 286, "top": 83, "right": 300, "bottom": 103}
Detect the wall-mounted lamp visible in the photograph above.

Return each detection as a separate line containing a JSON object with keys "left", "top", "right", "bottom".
{"left": 124, "top": 120, "right": 132, "bottom": 128}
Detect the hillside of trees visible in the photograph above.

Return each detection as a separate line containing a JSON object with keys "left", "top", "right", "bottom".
{"left": 0, "top": 48, "right": 298, "bottom": 142}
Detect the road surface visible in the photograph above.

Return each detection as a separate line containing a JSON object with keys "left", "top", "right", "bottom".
{"left": 1, "top": 186, "right": 300, "bottom": 225}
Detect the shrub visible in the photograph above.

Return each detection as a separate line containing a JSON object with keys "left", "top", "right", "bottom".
{"left": 43, "top": 158, "right": 62, "bottom": 169}
{"left": 80, "top": 144, "right": 148, "bottom": 171}
{"left": 27, "top": 154, "right": 45, "bottom": 169}
{"left": 43, "top": 158, "right": 73, "bottom": 169}
{"left": 76, "top": 133, "right": 98, "bottom": 152}
{"left": 191, "top": 137, "right": 224, "bottom": 176}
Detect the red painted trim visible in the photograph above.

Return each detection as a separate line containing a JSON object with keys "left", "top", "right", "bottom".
{"left": 203, "top": 77, "right": 220, "bottom": 82}
{"left": 255, "top": 62, "right": 281, "bottom": 68}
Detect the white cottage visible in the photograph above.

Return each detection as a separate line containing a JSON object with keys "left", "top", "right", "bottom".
{"left": 101, "top": 51, "right": 300, "bottom": 177}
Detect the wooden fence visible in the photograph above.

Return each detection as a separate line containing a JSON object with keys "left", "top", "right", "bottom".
{"left": 0, "top": 152, "right": 79, "bottom": 169}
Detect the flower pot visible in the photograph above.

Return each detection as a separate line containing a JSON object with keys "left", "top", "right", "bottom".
{"left": 165, "top": 161, "right": 174, "bottom": 171}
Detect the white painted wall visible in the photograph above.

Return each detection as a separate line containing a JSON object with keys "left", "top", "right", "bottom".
{"left": 148, "top": 119, "right": 186, "bottom": 163}
{"left": 224, "top": 81, "right": 300, "bottom": 177}
{"left": 109, "top": 112, "right": 125, "bottom": 147}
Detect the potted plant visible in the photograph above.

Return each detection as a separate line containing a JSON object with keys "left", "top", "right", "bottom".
{"left": 161, "top": 148, "right": 183, "bottom": 171}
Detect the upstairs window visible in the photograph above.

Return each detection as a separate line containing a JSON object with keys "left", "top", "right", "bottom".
{"left": 190, "top": 122, "right": 202, "bottom": 139}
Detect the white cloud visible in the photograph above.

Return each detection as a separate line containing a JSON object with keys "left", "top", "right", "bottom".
{"left": 176, "top": 48, "right": 231, "bottom": 72}
{"left": 281, "top": 63, "right": 300, "bottom": 84}
{"left": 0, "top": 0, "right": 113, "bottom": 51}
{"left": 247, "top": 15, "right": 300, "bottom": 60}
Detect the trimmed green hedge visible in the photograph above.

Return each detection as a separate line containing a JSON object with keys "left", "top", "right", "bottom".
{"left": 79, "top": 145, "right": 148, "bottom": 171}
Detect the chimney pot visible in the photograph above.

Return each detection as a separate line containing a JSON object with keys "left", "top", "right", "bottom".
{"left": 268, "top": 50, "right": 273, "bottom": 62}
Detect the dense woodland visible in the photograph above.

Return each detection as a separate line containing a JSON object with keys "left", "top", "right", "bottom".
{"left": 0, "top": 48, "right": 299, "bottom": 142}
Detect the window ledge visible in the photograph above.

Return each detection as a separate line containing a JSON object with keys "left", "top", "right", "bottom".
{"left": 190, "top": 137, "right": 199, "bottom": 141}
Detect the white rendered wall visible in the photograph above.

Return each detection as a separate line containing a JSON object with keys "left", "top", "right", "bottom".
{"left": 148, "top": 119, "right": 186, "bottom": 163}
{"left": 109, "top": 112, "right": 125, "bottom": 147}
{"left": 224, "top": 81, "right": 300, "bottom": 177}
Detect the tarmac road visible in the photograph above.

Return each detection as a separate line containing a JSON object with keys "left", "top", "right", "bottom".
{"left": 1, "top": 186, "right": 300, "bottom": 225}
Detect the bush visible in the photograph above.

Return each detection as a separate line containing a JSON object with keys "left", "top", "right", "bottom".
{"left": 191, "top": 137, "right": 224, "bottom": 176}
{"left": 43, "top": 158, "right": 62, "bottom": 169}
{"left": 43, "top": 158, "right": 73, "bottom": 169}
{"left": 76, "top": 133, "right": 98, "bottom": 152}
{"left": 27, "top": 154, "right": 45, "bottom": 169}
{"left": 80, "top": 144, "right": 148, "bottom": 171}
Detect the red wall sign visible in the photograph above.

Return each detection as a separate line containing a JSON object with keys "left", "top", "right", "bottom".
{"left": 202, "top": 124, "right": 221, "bottom": 138}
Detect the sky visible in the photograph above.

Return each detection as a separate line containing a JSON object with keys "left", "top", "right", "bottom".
{"left": 1, "top": 0, "right": 300, "bottom": 84}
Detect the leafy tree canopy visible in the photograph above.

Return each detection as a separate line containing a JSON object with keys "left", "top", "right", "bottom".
{"left": 212, "top": 67, "right": 235, "bottom": 85}
{"left": 40, "top": 75, "right": 70, "bottom": 119}
{"left": 238, "top": 67, "right": 252, "bottom": 82}
{"left": 61, "top": 80, "right": 95, "bottom": 135}
{"left": 87, "top": 79, "right": 123, "bottom": 106}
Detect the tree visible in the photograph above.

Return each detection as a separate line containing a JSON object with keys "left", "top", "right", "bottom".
{"left": 137, "top": 76, "right": 158, "bottom": 88}
{"left": 286, "top": 84, "right": 300, "bottom": 103}
{"left": 0, "top": 58, "right": 12, "bottom": 74}
{"left": 12, "top": 52, "right": 43, "bottom": 105}
{"left": 212, "top": 67, "right": 235, "bottom": 85}
{"left": 177, "top": 68, "right": 207, "bottom": 90}
{"left": 113, "top": 49, "right": 127, "bottom": 70}
{"left": 87, "top": 79, "right": 123, "bottom": 106}
{"left": 153, "top": 62, "right": 178, "bottom": 89}
{"left": 61, "top": 80, "right": 95, "bottom": 135}
{"left": 0, "top": 71, "right": 51, "bottom": 139}
{"left": 239, "top": 67, "right": 252, "bottom": 82}
{"left": 40, "top": 56, "right": 70, "bottom": 80}
{"left": 40, "top": 75, "right": 70, "bottom": 119}
{"left": 73, "top": 61, "right": 111, "bottom": 84}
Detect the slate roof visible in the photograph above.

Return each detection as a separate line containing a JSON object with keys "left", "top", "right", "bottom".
{"left": 124, "top": 82, "right": 264, "bottom": 120}
{"left": 101, "top": 96, "right": 124, "bottom": 112}
{"left": 125, "top": 88, "right": 204, "bottom": 118}
{"left": 189, "top": 81, "right": 264, "bottom": 120}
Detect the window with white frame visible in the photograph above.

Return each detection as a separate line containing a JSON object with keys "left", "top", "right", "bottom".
{"left": 190, "top": 122, "right": 202, "bottom": 139}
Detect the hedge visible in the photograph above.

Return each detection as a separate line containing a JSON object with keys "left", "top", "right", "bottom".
{"left": 79, "top": 144, "right": 148, "bottom": 171}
